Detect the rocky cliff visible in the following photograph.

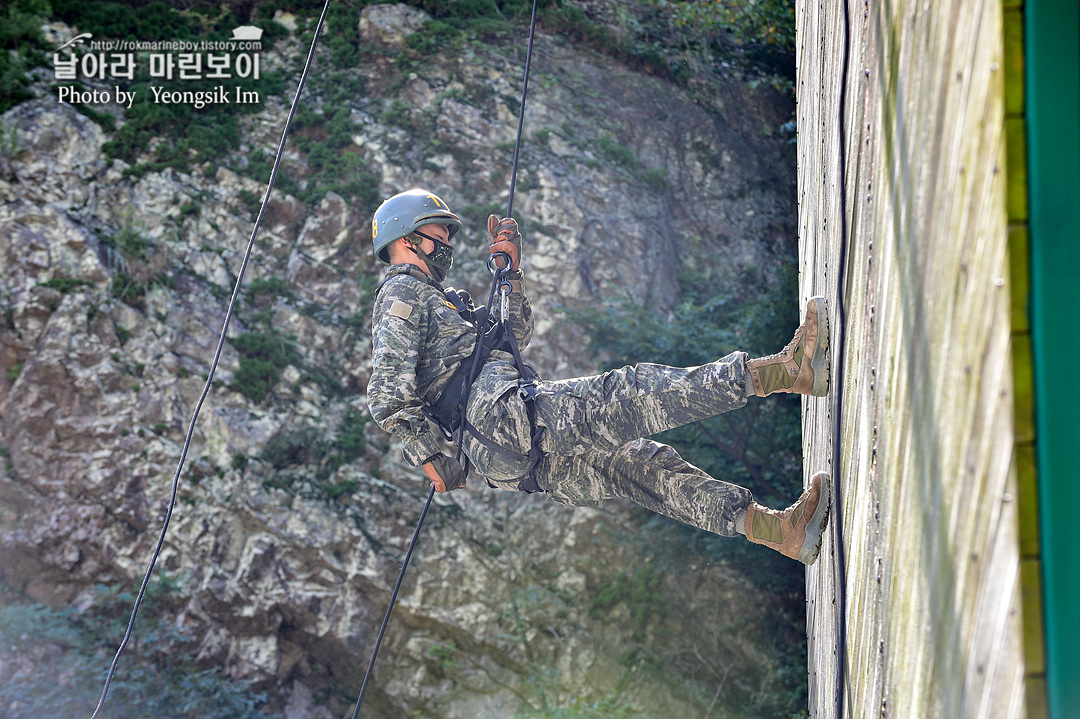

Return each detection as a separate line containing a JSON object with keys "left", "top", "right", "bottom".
{"left": 0, "top": 3, "right": 802, "bottom": 717}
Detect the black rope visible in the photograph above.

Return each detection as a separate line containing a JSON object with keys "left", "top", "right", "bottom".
{"left": 347, "top": 0, "right": 539, "bottom": 713}
{"left": 350, "top": 484, "right": 436, "bottom": 719}
{"left": 830, "top": 0, "right": 854, "bottom": 716}
{"left": 505, "top": 0, "right": 540, "bottom": 219}
{"left": 87, "top": 2, "right": 333, "bottom": 716}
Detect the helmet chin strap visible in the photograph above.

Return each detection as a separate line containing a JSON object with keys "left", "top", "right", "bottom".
{"left": 404, "top": 234, "right": 449, "bottom": 282}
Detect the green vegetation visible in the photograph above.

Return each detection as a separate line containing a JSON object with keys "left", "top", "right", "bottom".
{"left": 4, "top": 363, "right": 20, "bottom": 382}
{"left": 590, "top": 565, "right": 667, "bottom": 631}
{"left": 330, "top": 408, "right": 367, "bottom": 464}
{"left": 427, "top": 641, "right": 459, "bottom": 675}
{"left": 246, "top": 276, "right": 295, "bottom": 305}
{"left": 263, "top": 410, "right": 366, "bottom": 473}
{"left": 70, "top": 101, "right": 117, "bottom": 131}
{"left": 540, "top": 2, "right": 678, "bottom": 82}
{"left": 640, "top": 166, "right": 669, "bottom": 190}
{"left": 101, "top": 222, "right": 177, "bottom": 310}
{"left": 405, "top": 18, "right": 464, "bottom": 55}
{"left": 262, "top": 426, "right": 318, "bottom": 469}
{"left": 0, "top": 0, "right": 51, "bottom": 113}
{"left": 279, "top": 106, "right": 381, "bottom": 208}
{"left": 661, "top": 0, "right": 796, "bottom": 90}
{"left": 0, "top": 577, "right": 271, "bottom": 719}
{"left": 394, "top": 0, "right": 685, "bottom": 84}
{"left": 230, "top": 331, "right": 300, "bottom": 402}
{"left": 326, "top": 1, "right": 363, "bottom": 69}
{"left": 0, "top": 120, "right": 18, "bottom": 172}
{"left": 113, "top": 322, "right": 130, "bottom": 345}
{"left": 596, "top": 135, "right": 639, "bottom": 170}
{"left": 260, "top": 409, "right": 367, "bottom": 501}
{"left": 667, "top": 0, "right": 796, "bottom": 56}
{"left": 587, "top": 135, "right": 670, "bottom": 190}
{"left": 405, "top": 0, "right": 795, "bottom": 90}
{"left": 39, "top": 276, "right": 92, "bottom": 293}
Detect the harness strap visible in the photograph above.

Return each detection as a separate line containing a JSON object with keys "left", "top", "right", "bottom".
{"left": 463, "top": 419, "right": 541, "bottom": 484}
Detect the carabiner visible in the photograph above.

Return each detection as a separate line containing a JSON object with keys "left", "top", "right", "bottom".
{"left": 487, "top": 251, "right": 513, "bottom": 275}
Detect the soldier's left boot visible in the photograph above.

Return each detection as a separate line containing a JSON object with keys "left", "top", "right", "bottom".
{"left": 745, "top": 472, "right": 831, "bottom": 565}
{"left": 746, "top": 296, "right": 829, "bottom": 397}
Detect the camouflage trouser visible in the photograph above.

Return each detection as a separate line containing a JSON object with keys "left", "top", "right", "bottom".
{"left": 466, "top": 351, "right": 755, "bottom": 537}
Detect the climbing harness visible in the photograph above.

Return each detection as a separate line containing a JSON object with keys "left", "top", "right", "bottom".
{"left": 416, "top": 263, "right": 544, "bottom": 488}
{"left": 87, "top": 2, "right": 334, "bottom": 717}
{"left": 349, "top": 0, "right": 543, "bottom": 715}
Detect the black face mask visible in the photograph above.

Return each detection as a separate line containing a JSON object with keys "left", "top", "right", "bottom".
{"left": 410, "top": 229, "right": 454, "bottom": 282}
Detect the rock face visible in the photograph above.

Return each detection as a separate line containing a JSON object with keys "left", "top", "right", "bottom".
{"left": 0, "top": 8, "right": 799, "bottom": 718}
{"left": 358, "top": 3, "right": 432, "bottom": 46}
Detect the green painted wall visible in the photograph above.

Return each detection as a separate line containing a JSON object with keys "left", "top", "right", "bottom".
{"left": 1026, "top": 0, "right": 1080, "bottom": 716}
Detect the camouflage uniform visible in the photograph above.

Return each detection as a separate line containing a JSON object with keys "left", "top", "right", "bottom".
{"left": 369, "top": 265, "right": 754, "bottom": 537}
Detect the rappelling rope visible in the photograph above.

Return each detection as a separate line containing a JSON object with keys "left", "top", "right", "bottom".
{"left": 504, "top": 0, "right": 539, "bottom": 219}
{"left": 830, "top": 0, "right": 854, "bottom": 716}
{"left": 347, "top": 0, "right": 541, "bottom": 715}
{"left": 87, "top": 2, "right": 333, "bottom": 716}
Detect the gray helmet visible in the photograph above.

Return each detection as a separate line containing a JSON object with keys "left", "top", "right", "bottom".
{"left": 371, "top": 188, "right": 463, "bottom": 263}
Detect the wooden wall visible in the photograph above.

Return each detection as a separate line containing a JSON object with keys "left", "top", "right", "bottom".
{"left": 794, "top": 0, "right": 1029, "bottom": 716}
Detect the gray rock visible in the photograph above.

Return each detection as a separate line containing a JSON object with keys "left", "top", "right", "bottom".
{"left": 358, "top": 3, "right": 431, "bottom": 46}
{"left": 2, "top": 100, "right": 106, "bottom": 209}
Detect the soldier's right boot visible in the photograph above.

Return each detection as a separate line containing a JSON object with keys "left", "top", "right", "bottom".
{"left": 746, "top": 296, "right": 830, "bottom": 397}
{"left": 745, "top": 472, "right": 831, "bottom": 565}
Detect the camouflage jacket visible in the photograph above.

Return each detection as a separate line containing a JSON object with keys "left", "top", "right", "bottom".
{"left": 368, "top": 263, "right": 534, "bottom": 467}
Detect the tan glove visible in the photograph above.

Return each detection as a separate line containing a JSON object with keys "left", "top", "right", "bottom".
{"left": 422, "top": 453, "right": 467, "bottom": 493}
{"left": 487, "top": 215, "right": 521, "bottom": 271}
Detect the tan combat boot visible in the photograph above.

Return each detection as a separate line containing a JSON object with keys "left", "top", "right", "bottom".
{"left": 745, "top": 472, "right": 831, "bottom": 565}
{"left": 746, "top": 296, "right": 830, "bottom": 397}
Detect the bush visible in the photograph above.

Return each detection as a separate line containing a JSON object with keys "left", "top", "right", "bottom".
{"left": 596, "top": 135, "right": 639, "bottom": 170}
{"left": 333, "top": 409, "right": 367, "bottom": 461}
{"left": 230, "top": 331, "right": 300, "bottom": 402}
{"left": 246, "top": 276, "right": 294, "bottom": 305}
{"left": 233, "top": 331, "right": 300, "bottom": 368}
{"left": 640, "top": 166, "right": 669, "bottom": 190}
{"left": 261, "top": 409, "right": 365, "bottom": 500}
{"left": 406, "top": 18, "right": 463, "bottom": 55}
{"left": 233, "top": 358, "right": 279, "bottom": 402}
{"left": 326, "top": 2, "right": 361, "bottom": 68}
{"left": 5, "top": 362, "right": 22, "bottom": 382}
{"left": 590, "top": 565, "right": 667, "bottom": 631}
{"left": 0, "top": 577, "right": 272, "bottom": 719}
{"left": 39, "top": 276, "right": 93, "bottom": 293}
{"left": 262, "top": 426, "right": 318, "bottom": 468}
{"left": 0, "top": 0, "right": 51, "bottom": 113}
{"left": 287, "top": 109, "right": 381, "bottom": 208}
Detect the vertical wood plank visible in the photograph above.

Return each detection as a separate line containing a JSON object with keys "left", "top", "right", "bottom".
{"left": 797, "top": 1, "right": 1026, "bottom": 716}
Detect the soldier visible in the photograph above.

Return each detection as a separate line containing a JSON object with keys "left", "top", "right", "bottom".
{"left": 368, "top": 189, "right": 832, "bottom": 565}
